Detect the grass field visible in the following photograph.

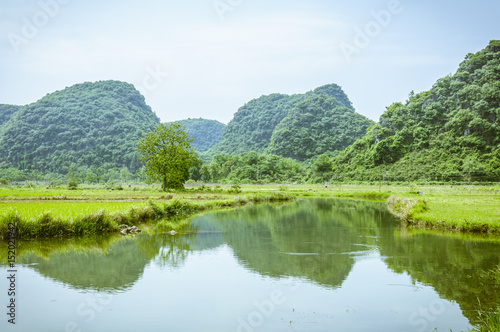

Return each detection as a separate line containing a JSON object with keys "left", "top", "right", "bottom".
{"left": 0, "top": 184, "right": 294, "bottom": 238}
{"left": 381, "top": 185, "right": 500, "bottom": 233}
{"left": 0, "top": 201, "right": 149, "bottom": 220}
{"left": 245, "top": 183, "right": 500, "bottom": 232}
{"left": 1, "top": 183, "right": 500, "bottom": 237}
{"left": 411, "top": 194, "right": 500, "bottom": 229}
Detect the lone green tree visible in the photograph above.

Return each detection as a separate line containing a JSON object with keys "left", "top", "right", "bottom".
{"left": 314, "top": 154, "right": 333, "bottom": 181}
{"left": 137, "top": 123, "right": 199, "bottom": 191}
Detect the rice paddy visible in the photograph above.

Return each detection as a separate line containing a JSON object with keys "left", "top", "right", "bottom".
{"left": 0, "top": 185, "right": 294, "bottom": 239}
{"left": 1, "top": 183, "right": 500, "bottom": 238}
{"left": 0, "top": 201, "right": 149, "bottom": 220}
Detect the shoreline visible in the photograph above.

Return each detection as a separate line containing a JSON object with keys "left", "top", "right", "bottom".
{"left": 1, "top": 183, "right": 499, "bottom": 238}
{"left": 0, "top": 191, "right": 293, "bottom": 239}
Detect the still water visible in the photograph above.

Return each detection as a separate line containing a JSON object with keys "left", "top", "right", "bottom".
{"left": 1, "top": 199, "right": 499, "bottom": 332}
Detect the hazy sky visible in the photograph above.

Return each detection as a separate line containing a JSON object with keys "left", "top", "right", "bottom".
{"left": 1, "top": 0, "right": 499, "bottom": 124}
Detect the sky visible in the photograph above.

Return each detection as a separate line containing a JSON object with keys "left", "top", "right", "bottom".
{"left": 1, "top": 0, "right": 499, "bottom": 124}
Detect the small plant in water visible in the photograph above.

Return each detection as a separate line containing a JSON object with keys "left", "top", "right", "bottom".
{"left": 471, "top": 305, "right": 500, "bottom": 332}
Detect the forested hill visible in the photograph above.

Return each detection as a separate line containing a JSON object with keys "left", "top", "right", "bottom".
{"left": 0, "top": 104, "right": 22, "bottom": 127}
{"left": 332, "top": 40, "right": 500, "bottom": 182}
{"left": 0, "top": 80, "right": 160, "bottom": 174}
{"left": 164, "top": 118, "right": 225, "bottom": 152}
{"left": 204, "top": 83, "right": 372, "bottom": 160}
{"left": 268, "top": 94, "right": 374, "bottom": 160}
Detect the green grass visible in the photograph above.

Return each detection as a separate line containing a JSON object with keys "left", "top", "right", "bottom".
{"left": 0, "top": 186, "right": 171, "bottom": 200}
{"left": 0, "top": 201, "right": 149, "bottom": 220}
{"left": 0, "top": 189, "right": 294, "bottom": 239}
{"left": 1, "top": 183, "right": 500, "bottom": 236}
{"left": 468, "top": 303, "right": 500, "bottom": 332}
{"left": 387, "top": 190, "right": 500, "bottom": 233}
{"left": 411, "top": 195, "right": 500, "bottom": 230}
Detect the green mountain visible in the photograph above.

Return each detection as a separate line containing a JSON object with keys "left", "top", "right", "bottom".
{"left": 0, "top": 80, "right": 160, "bottom": 174}
{"left": 332, "top": 40, "right": 500, "bottom": 182}
{"left": 206, "top": 93, "right": 304, "bottom": 157}
{"left": 205, "top": 83, "right": 369, "bottom": 160}
{"left": 165, "top": 118, "right": 225, "bottom": 152}
{"left": 268, "top": 94, "right": 374, "bottom": 160}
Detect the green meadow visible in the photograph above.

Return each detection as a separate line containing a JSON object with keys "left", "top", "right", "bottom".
{"left": 382, "top": 185, "right": 500, "bottom": 233}
{"left": 1, "top": 183, "right": 500, "bottom": 239}
{"left": 0, "top": 201, "right": 149, "bottom": 220}
{"left": 0, "top": 184, "right": 293, "bottom": 238}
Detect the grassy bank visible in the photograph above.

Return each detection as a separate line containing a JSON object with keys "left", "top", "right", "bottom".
{"left": 1, "top": 183, "right": 500, "bottom": 237}
{"left": 387, "top": 191, "right": 500, "bottom": 233}
{"left": 266, "top": 183, "right": 499, "bottom": 233}
{"left": 0, "top": 191, "right": 293, "bottom": 239}
{"left": 259, "top": 183, "right": 500, "bottom": 233}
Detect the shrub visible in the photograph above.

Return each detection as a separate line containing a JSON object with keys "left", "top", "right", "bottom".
{"left": 148, "top": 200, "right": 166, "bottom": 219}
{"left": 68, "top": 178, "right": 78, "bottom": 190}
{"left": 228, "top": 184, "right": 242, "bottom": 194}
{"left": 198, "top": 185, "right": 212, "bottom": 192}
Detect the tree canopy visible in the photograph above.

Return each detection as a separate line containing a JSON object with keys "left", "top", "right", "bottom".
{"left": 191, "top": 152, "right": 306, "bottom": 184}
{"left": 138, "top": 123, "right": 199, "bottom": 190}
{"left": 0, "top": 104, "right": 21, "bottom": 127}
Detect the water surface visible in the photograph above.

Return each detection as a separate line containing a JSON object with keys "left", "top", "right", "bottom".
{"left": 1, "top": 199, "right": 499, "bottom": 331}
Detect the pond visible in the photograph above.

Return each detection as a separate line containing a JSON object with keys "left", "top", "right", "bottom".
{"left": 1, "top": 199, "right": 499, "bottom": 332}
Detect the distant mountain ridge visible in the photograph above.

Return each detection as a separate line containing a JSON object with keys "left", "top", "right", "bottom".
{"left": 204, "top": 83, "right": 374, "bottom": 161}
{"left": 7, "top": 41, "right": 495, "bottom": 184}
{"left": 164, "top": 118, "right": 225, "bottom": 152}
{"left": 0, "top": 80, "right": 374, "bottom": 175}
{"left": 0, "top": 80, "right": 160, "bottom": 173}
